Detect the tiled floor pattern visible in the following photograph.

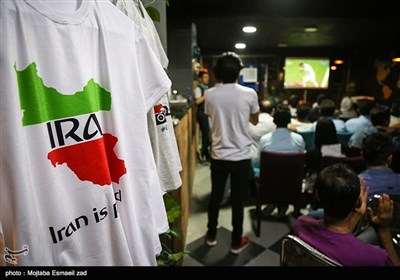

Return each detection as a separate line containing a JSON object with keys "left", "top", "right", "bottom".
{"left": 182, "top": 163, "right": 292, "bottom": 266}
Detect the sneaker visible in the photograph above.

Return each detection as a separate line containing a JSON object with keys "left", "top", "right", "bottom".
{"left": 230, "top": 236, "right": 249, "bottom": 255}
{"left": 205, "top": 235, "right": 217, "bottom": 247}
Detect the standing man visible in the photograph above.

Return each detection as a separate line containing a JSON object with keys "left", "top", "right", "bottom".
{"left": 195, "top": 69, "right": 211, "bottom": 162}
{"left": 204, "top": 52, "right": 259, "bottom": 255}
{"left": 300, "top": 62, "right": 319, "bottom": 87}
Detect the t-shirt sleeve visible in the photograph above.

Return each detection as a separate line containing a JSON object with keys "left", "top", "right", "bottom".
{"left": 250, "top": 91, "right": 260, "bottom": 114}
{"left": 136, "top": 28, "right": 172, "bottom": 112}
{"left": 194, "top": 87, "right": 202, "bottom": 99}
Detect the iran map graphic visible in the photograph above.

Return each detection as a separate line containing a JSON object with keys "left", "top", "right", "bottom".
{"left": 16, "top": 62, "right": 127, "bottom": 186}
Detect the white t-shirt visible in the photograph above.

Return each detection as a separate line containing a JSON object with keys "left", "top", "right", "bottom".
{"left": 194, "top": 87, "right": 203, "bottom": 99}
{"left": 205, "top": 83, "right": 259, "bottom": 161}
{"left": 290, "top": 119, "right": 313, "bottom": 132}
{"left": 114, "top": 0, "right": 168, "bottom": 69}
{"left": 114, "top": 0, "right": 182, "bottom": 194}
{"left": 249, "top": 113, "right": 276, "bottom": 160}
{"left": 0, "top": 0, "right": 170, "bottom": 266}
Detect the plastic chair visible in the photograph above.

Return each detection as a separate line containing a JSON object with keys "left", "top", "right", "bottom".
{"left": 296, "top": 130, "right": 314, "bottom": 151}
{"left": 255, "top": 151, "right": 305, "bottom": 237}
{"left": 280, "top": 235, "right": 342, "bottom": 266}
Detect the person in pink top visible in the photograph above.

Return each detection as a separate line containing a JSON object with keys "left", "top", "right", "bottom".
{"left": 295, "top": 163, "right": 400, "bottom": 266}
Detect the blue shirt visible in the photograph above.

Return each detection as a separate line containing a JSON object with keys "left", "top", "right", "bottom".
{"left": 348, "top": 125, "right": 377, "bottom": 148}
{"left": 312, "top": 117, "right": 346, "bottom": 132}
{"left": 259, "top": 128, "right": 305, "bottom": 153}
{"left": 345, "top": 115, "right": 372, "bottom": 133}
{"left": 359, "top": 168, "right": 400, "bottom": 199}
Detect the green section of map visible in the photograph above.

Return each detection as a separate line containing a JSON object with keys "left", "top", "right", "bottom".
{"left": 16, "top": 62, "right": 111, "bottom": 126}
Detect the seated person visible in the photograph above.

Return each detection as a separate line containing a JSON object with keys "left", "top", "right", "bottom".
{"left": 259, "top": 105, "right": 305, "bottom": 155}
{"left": 249, "top": 99, "right": 276, "bottom": 170}
{"left": 345, "top": 98, "right": 374, "bottom": 133}
{"left": 295, "top": 164, "right": 400, "bottom": 266}
{"left": 359, "top": 133, "right": 400, "bottom": 199}
{"left": 308, "top": 94, "right": 327, "bottom": 123}
{"left": 258, "top": 105, "right": 305, "bottom": 218}
{"left": 311, "top": 99, "right": 346, "bottom": 132}
{"left": 349, "top": 104, "right": 390, "bottom": 148}
{"left": 339, "top": 96, "right": 357, "bottom": 122}
{"left": 288, "top": 104, "right": 312, "bottom": 132}
{"left": 257, "top": 105, "right": 305, "bottom": 174}
{"left": 288, "top": 94, "right": 300, "bottom": 118}
{"left": 306, "top": 118, "right": 350, "bottom": 175}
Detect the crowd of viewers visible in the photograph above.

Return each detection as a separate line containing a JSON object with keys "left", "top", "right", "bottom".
{"left": 249, "top": 95, "right": 400, "bottom": 266}
{"left": 201, "top": 52, "right": 400, "bottom": 265}
{"left": 251, "top": 94, "right": 400, "bottom": 174}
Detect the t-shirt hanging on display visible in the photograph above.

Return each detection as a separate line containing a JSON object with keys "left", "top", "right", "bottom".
{"left": 114, "top": 0, "right": 183, "bottom": 194}
{"left": 0, "top": 0, "right": 170, "bottom": 266}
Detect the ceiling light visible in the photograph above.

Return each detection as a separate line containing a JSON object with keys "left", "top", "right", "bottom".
{"left": 392, "top": 57, "right": 400, "bottom": 62}
{"left": 330, "top": 66, "right": 337, "bottom": 70}
{"left": 334, "top": 60, "right": 344, "bottom": 65}
{"left": 304, "top": 25, "right": 318, "bottom": 32}
{"left": 242, "top": 26, "right": 257, "bottom": 33}
{"left": 235, "top": 43, "right": 246, "bottom": 49}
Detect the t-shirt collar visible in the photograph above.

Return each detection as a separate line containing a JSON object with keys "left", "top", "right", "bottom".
{"left": 24, "top": 0, "right": 92, "bottom": 25}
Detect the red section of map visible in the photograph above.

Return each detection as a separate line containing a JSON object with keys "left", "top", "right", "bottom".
{"left": 48, "top": 133, "right": 126, "bottom": 186}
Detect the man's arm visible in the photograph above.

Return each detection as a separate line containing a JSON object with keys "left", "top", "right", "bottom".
{"left": 195, "top": 95, "right": 205, "bottom": 105}
{"left": 250, "top": 111, "right": 259, "bottom": 125}
{"left": 194, "top": 87, "right": 205, "bottom": 105}
{"left": 368, "top": 194, "right": 400, "bottom": 266}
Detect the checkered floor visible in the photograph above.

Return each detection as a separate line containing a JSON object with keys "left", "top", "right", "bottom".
{"left": 182, "top": 164, "right": 293, "bottom": 266}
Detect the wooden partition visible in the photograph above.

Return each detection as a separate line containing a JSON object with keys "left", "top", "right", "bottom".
{"left": 171, "top": 107, "right": 197, "bottom": 252}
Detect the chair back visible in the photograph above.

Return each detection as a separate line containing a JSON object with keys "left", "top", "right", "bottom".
{"left": 254, "top": 151, "right": 306, "bottom": 236}
{"left": 321, "top": 155, "right": 366, "bottom": 174}
{"left": 337, "top": 130, "right": 353, "bottom": 143}
{"left": 280, "top": 235, "right": 342, "bottom": 266}
{"left": 258, "top": 151, "right": 305, "bottom": 205}
{"left": 296, "top": 130, "right": 315, "bottom": 151}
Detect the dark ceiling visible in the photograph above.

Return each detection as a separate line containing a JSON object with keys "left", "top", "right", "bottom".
{"left": 167, "top": 0, "right": 400, "bottom": 55}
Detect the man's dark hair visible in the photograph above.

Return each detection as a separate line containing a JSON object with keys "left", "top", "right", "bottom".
{"left": 316, "top": 164, "right": 360, "bottom": 219}
{"left": 198, "top": 70, "right": 208, "bottom": 79}
{"left": 213, "top": 52, "right": 243, "bottom": 83}
{"left": 357, "top": 99, "right": 375, "bottom": 116}
{"left": 296, "top": 104, "right": 310, "bottom": 121}
{"left": 370, "top": 105, "right": 390, "bottom": 127}
{"left": 289, "top": 95, "right": 300, "bottom": 108}
{"left": 320, "top": 99, "right": 336, "bottom": 117}
{"left": 362, "top": 133, "right": 393, "bottom": 167}
{"left": 273, "top": 105, "right": 291, "bottom": 127}
{"left": 316, "top": 94, "right": 327, "bottom": 106}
